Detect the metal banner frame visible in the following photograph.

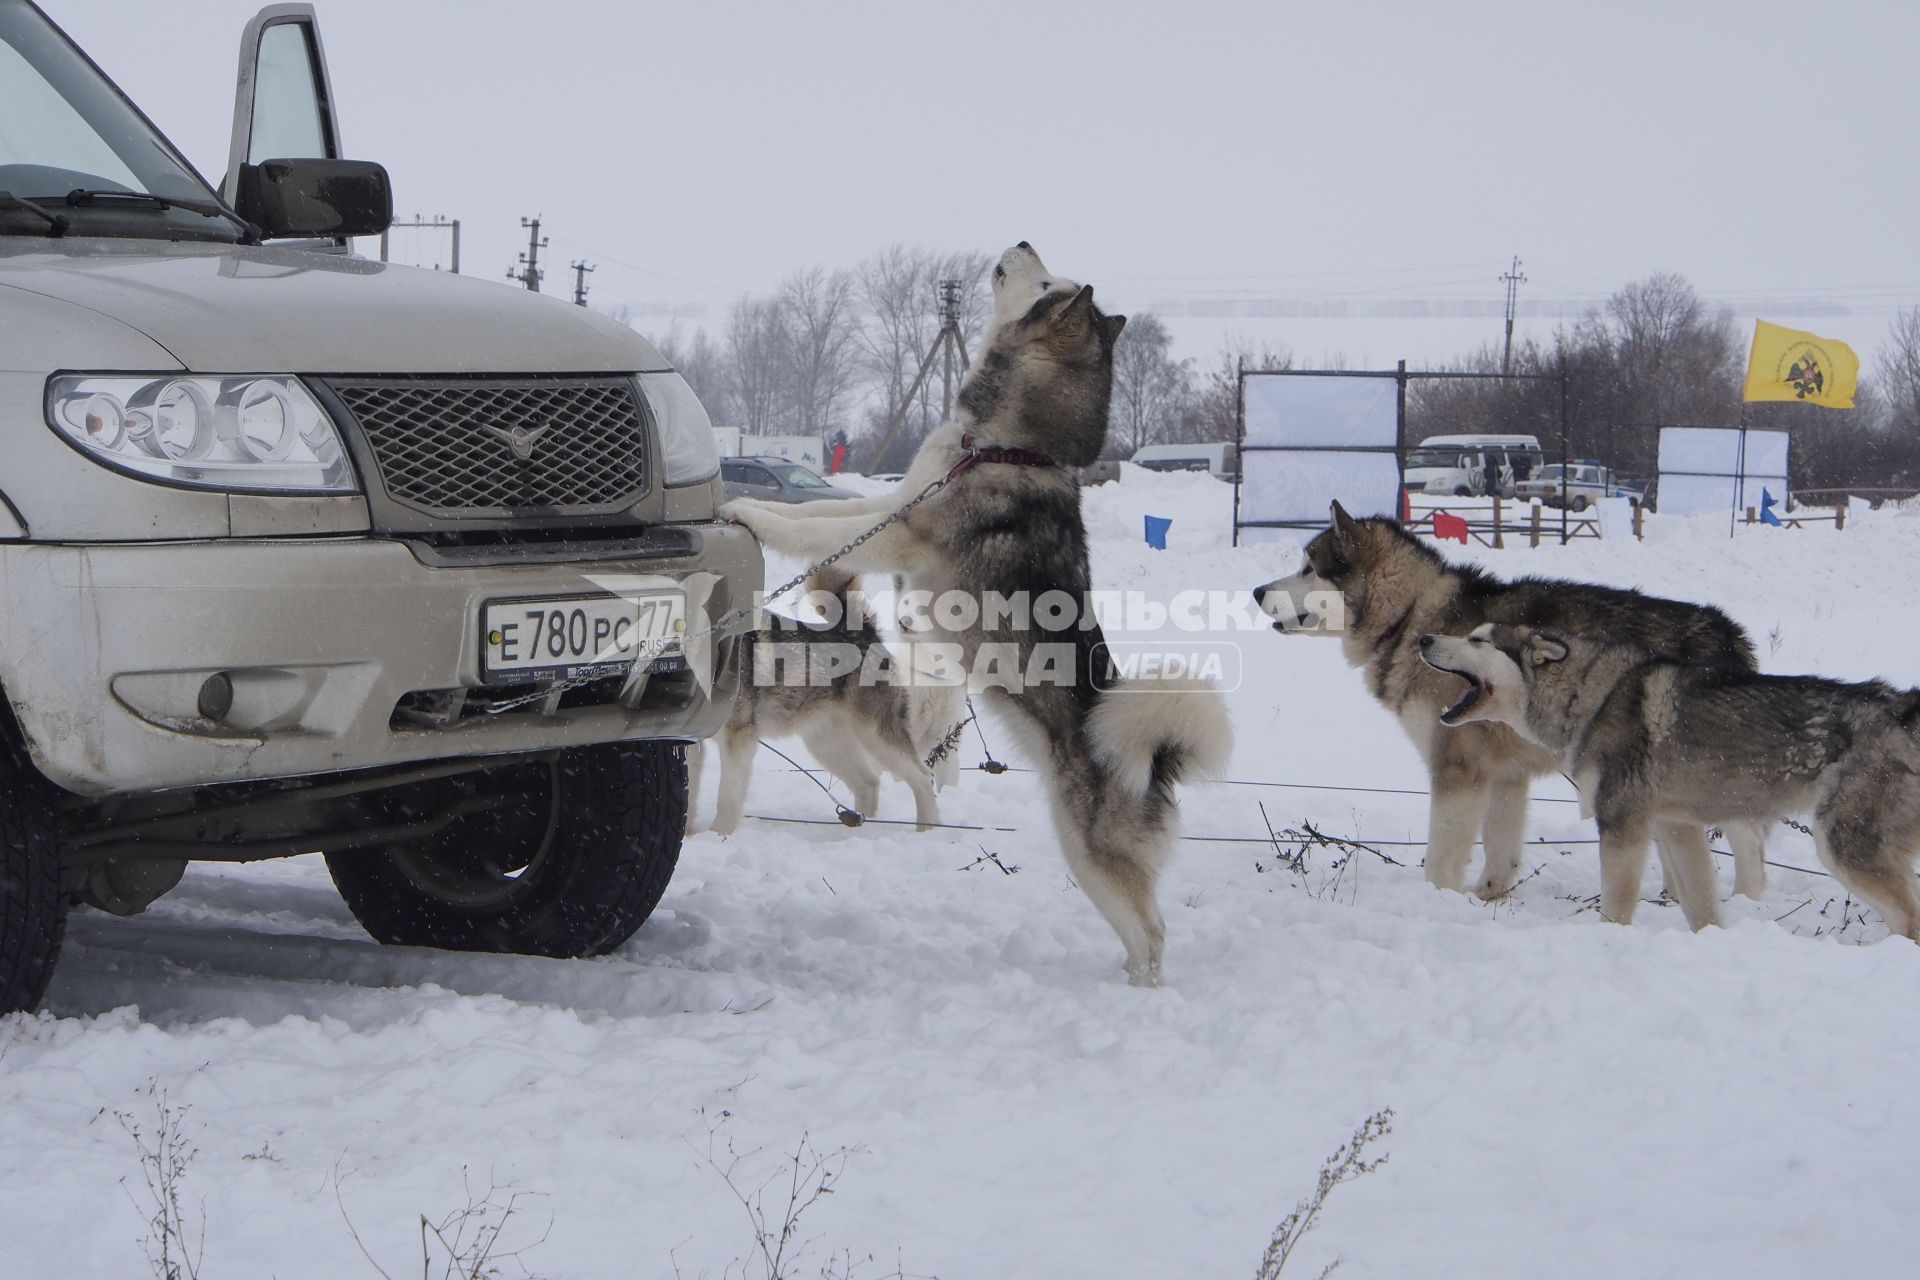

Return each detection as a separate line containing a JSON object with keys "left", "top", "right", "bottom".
{"left": 1233, "top": 364, "right": 1573, "bottom": 545}
{"left": 1653, "top": 424, "right": 1791, "bottom": 533}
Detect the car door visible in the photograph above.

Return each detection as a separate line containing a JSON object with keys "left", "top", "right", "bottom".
{"left": 721, "top": 461, "right": 780, "bottom": 502}
{"left": 221, "top": 5, "right": 344, "bottom": 243}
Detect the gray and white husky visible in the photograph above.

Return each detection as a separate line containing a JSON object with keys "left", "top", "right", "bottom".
{"left": 722, "top": 243, "right": 1232, "bottom": 986}
{"left": 688, "top": 572, "right": 964, "bottom": 836}
{"left": 1421, "top": 622, "right": 1920, "bottom": 939}
{"left": 1253, "top": 503, "right": 1767, "bottom": 922}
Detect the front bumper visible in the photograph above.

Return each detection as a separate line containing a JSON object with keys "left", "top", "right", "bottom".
{"left": 0, "top": 524, "right": 761, "bottom": 796}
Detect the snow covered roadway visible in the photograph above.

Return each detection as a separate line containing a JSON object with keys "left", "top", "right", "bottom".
{"left": 7, "top": 471, "right": 1920, "bottom": 1278}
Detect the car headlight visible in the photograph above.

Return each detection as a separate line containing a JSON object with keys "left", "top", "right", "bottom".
{"left": 46, "top": 375, "right": 356, "bottom": 493}
{"left": 637, "top": 370, "right": 720, "bottom": 486}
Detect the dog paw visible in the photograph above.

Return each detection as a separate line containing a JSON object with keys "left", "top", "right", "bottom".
{"left": 1473, "top": 869, "right": 1522, "bottom": 901}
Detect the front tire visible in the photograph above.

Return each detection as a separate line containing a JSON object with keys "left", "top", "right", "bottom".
{"left": 0, "top": 741, "right": 71, "bottom": 1014}
{"left": 326, "top": 740, "right": 686, "bottom": 958}
{"left": 1570, "top": 494, "right": 1590, "bottom": 511}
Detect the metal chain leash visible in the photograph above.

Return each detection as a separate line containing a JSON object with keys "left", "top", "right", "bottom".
{"left": 478, "top": 474, "right": 953, "bottom": 716}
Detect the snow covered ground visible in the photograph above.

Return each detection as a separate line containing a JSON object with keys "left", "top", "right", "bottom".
{"left": 8, "top": 472, "right": 1920, "bottom": 1278}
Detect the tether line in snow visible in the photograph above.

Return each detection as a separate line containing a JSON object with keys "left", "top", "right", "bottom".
{"left": 1178, "top": 831, "right": 1830, "bottom": 877}
{"left": 987, "top": 763, "right": 1583, "bottom": 805}
{"left": 751, "top": 758, "right": 1831, "bottom": 877}
{"left": 755, "top": 739, "right": 863, "bottom": 827}
{"left": 745, "top": 813, "right": 1021, "bottom": 834}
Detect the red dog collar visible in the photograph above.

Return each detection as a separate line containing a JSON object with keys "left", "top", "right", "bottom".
{"left": 944, "top": 432, "right": 1060, "bottom": 483}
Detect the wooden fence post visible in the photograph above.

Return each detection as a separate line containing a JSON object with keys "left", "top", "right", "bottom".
{"left": 1836, "top": 497, "right": 1847, "bottom": 531}
{"left": 1745, "top": 507, "right": 1756, "bottom": 524}
{"left": 1529, "top": 503, "right": 1541, "bottom": 549}
{"left": 1632, "top": 500, "right": 1645, "bottom": 540}
{"left": 1491, "top": 495, "right": 1504, "bottom": 549}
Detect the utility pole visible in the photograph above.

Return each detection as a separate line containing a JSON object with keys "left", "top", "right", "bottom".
{"left": 937, "top": 278, "right": 962, "bottom": 417}
{"left": 1500, "top": 255, "right": 1527, "bottom": 374}
{"left": 864, "top": 278, "right": 971, "bottom": 471}
{"left": 507, "top": 215, "right": 547, "bottom": 292}
{"left": 379, "top": 215, "right": 461, "bottom": 273}
{"left": 570, "top": 260, "right": 595, "bottom": 307}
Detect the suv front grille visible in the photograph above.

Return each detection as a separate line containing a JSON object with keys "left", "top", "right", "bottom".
{"left": 324, "top": 377, "right": 649, "bottom": 518}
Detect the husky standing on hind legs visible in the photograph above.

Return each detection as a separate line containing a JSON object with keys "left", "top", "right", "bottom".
{"left": 723, "top": 243, "right": 1232, "bottom": 985}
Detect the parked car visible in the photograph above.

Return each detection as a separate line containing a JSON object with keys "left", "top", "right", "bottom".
{"left": 721, "top": 455, "right": 862, "bottom": 503}
{"left": 1407, "top": 434, "right": 1545, "bottom": 497}
{"left": 1514, "top": 461, "right": 1646, "bottom": 511}
{"left": 1129, "top": 441, "right": 1239, "bottom": 480}
{"left": 0, "top": 1, "right": 760, "bottom": 1013}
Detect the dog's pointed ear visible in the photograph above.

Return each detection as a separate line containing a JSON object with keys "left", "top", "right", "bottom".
{"left": 1102, "top": 313, "right": 1127, "bottom": 343}
{"left": 1527, "top": 632, "right": 1569, "bottom": 666}
{"left": 1330, "top": 499, "right": 1363, "bottom": 545}
{"left": 1056, "top": 284, "right": 1096, "bottom": 329}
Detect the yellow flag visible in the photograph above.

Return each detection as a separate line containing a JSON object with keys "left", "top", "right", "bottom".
{"left": 1743, "top": 319, "right": 1859, "bottom": 408}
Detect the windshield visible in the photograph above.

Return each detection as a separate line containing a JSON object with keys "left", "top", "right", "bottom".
{"left": 1406, "top": 448, "right": 1466, "bottom": 469}
{"left": 766, "top": 461, "right": 830, "bottom": 489}
{"left": 0, "top": 2, "right": 242, "bottom": 241}
{"left": 1533, "top": 465, "right": 1567, "bottom": 480}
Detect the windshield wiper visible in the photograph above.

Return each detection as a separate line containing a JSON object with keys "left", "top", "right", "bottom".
{"left": 61, "top": 188, "right": 259, "bottom": 243}
{"left": 0, "top": 192, "right": 71, "bottom": 238}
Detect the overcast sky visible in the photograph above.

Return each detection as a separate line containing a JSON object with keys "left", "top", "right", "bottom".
{"left": 57, "top": 0, "right": 1920, "bottom": 374}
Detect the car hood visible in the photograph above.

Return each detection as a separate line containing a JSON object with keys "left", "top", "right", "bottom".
{"left": 0, "top": 239, "right": 668, "bottom": 375}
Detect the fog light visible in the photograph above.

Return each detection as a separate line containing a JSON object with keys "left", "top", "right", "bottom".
{"left": 197, "top": 672, "right": 234, "bottom": 720}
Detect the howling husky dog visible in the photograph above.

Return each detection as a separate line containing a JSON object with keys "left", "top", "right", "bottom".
{"left": 723, "top": 243, "right": 1232, "bottom": 985}
{"left": 1421, "top": 623, "right": 1920, "bottom": 939}
{"left": 687, "top": 571, "right": 964, "bottom": 835}
{"left": 1253, "top": 503, "right": 1767, "bottom": 926}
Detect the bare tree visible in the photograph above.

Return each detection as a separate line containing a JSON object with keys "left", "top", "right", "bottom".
{"left": 777, "top": 267, "right": 863, "bottom": 438}
{"left": 1108, "top": 312, "right": 1192, "bottom": 456}
{"left": 855, "top": 245, "right": 939, "bottom": 433}
{"left": 648, "top": 323, "right": 732, "bottom": 421}
{"left": 1600, "top": 271, "right": 1740, "bottom": 428}
{"left": 1184, "top": 341, "right": 1293, "bottom": 443}
{"left": 1881, "top": 305, "right": 1920, "bottom": 435}
{"left": 724, "top": 297, "right": 791, "bottom": 435}
{"left": 850, "top": 246, "right": 993, "bottom": 470}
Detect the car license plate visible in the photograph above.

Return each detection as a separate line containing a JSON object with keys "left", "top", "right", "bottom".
{"left": 481, "top": 593, "right": 685, "bottom": 684}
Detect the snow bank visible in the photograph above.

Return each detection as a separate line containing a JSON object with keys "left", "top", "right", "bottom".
{"left": 5, "top": 473, "right": 1918, "bottom": 1278}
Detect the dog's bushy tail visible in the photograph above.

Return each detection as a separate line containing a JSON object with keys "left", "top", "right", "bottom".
{"left": 1087, "top": 676, "right": 1233, "bottom": 798}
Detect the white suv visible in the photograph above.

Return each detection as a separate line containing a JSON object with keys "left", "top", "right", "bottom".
{"left": 0, "top": 2, "right": 760, "bottom": 1011}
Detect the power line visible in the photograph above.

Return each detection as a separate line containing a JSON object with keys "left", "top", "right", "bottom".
{"left": 545, "top": 234, "right": 748, "bottom": 297}
{"left": 379, "top": 214, "right": 460, "bottom": 273}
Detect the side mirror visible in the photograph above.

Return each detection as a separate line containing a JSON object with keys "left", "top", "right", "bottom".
{"left": 235, "top": 157, "right": 392, "bottom": 239}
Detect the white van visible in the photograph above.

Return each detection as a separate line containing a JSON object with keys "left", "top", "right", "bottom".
{"left": 1405, "top": 434, "right": 1545, "bottom": 497}
{"left": 1129, "top": 441, "right": 1239, "bottom": 480}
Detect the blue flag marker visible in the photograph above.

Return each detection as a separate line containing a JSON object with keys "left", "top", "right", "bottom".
{"left": 1144, "top": 515, "right": 1171, "bottom": 550}
{"left": 1760, "top": 488, "right": 1783, "bottom": 527}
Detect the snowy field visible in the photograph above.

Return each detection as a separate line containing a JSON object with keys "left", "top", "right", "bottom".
{"left": 8, "top": 470, "right": 1920, "bottom": 1277}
